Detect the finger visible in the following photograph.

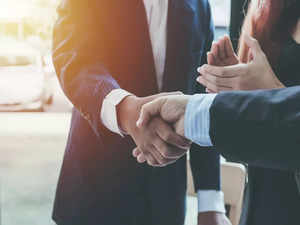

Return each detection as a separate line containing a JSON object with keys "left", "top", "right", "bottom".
{"left": 153, "top": 135, "right": 187, "bottom": 160}
{"left": 243, "top": 35, "right": 263, "bottom": 59}
{"left": 149, "top": 144, "right": 169, "bottom": 166}
{"left": 197, "top": 76, "right": 232, "bottom": 93}
{"left": 197, "top": 76, "right": 218, "bottom": 92}
{"left": 136, "top": 98, "right": 166, "bottom": 127}
{"left": 137, "top": 154, "right": 146, "bottom": 163}
{"left": 134, "top": 148, "right": 147, "bottom": 163}
{"left": 153, "top": 118, "right": 191, "bottom": 149}
{"left": 152, "top": 139, "right": 178, "bottom": 164}
{"left": 211, "top": 42, "right": 219, "bottom": 58}
{"left": 132, "top": 148, "right": 141, "bottom": 157}
{"left": 144, "top": 150, "right": 160, "bottom": 166}
{"left": 218, "top": 36, "right": 227, "bottom": 60}
{"left": 211, "top": 42, "right": 222, "bottom": 65}
{"left": 198, "top": 78, "right": 217, "bottom": 93}
{"left": 198, "top": 64, "right": 240, "bottom": 78}
{"left": 207, "top": 52, "right": 216, "bottom": 65}
{"left": 200, "top": 73, "right": 235, "bottom": 88}
{"left": 135, "top": 144, "right": 161, "bottom": 166}
{"left": 156, "top": 91, "right": 183, "bottom": 97}
{"left": 206, "top": 88, "right": 216, "bottom": 93}
{"left": 143, "top": 92, "right": 183, "bottom": 106}
{"left": 224, "top": 35, "right": 236, "bottom": 58}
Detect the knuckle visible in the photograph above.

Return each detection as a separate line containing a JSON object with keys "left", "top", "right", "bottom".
{"left": 161, "top": 147, "right": 170, "bottom": 158}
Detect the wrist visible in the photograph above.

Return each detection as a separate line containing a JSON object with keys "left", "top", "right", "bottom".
{"left": 117, "top": 95, "right": 140, "bottom": 133}
{"left": 117, "top": 94, "right": 168, "bottom": 133}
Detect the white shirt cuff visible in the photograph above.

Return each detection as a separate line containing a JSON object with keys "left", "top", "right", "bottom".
{"left": 197, "top": 190, "right": 226, "bottom": 213}
{"left": 100, "top": 89, "right": 133, "bottom": 136}
{"left": 184, "top": 94, "right": 217, "bottom": 146}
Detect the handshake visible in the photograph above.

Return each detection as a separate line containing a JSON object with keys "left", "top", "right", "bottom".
{"left": 117, "top": 92, "right": 192, "bottom": 167}
{"left": 118, "top": 35, "right": 275, "bottom": 167}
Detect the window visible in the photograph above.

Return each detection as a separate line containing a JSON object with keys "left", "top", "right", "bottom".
{"left": 210, "top": 0, "right": 231, "bottom": 27}
{"left": 209, "top": 0, "right": 231, "bottom": 39}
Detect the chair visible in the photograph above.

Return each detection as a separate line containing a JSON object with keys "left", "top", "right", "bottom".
{"left": 187, "top": 161, "right": 246, "bottom": 225}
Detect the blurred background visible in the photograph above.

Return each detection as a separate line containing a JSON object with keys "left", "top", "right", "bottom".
{"left": 0, "top": 1, "right": 231, "bottom": 225}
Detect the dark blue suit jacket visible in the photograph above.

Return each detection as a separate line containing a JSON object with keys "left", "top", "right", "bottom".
{"left": 52, "top": 1, "right": 220, "bottom": 225}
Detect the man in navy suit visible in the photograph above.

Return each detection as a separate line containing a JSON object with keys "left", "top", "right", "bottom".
{"left": 52, "top": 1, "right": 230, "bottom": 225}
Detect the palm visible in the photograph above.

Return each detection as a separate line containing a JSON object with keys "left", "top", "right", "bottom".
{"left": 208, "top": 35, "right": 239, "bottom": 67}
{"left": 217, "top": 55, "right": 239, "bottom": 66}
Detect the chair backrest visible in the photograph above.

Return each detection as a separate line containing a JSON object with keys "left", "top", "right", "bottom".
{"left": 187, "top": 161, "right": 246, "bottom": 225}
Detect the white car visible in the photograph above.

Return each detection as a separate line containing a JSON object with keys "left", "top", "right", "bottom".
{"left": 0, "top": 41, "right": 53, "bottom": 112}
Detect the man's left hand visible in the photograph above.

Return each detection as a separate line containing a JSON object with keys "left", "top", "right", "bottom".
{"left": 198, "top": 212, "right": 232, "bottom": 225}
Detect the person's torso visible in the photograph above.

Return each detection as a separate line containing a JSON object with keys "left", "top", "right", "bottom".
{"left": 246, "top": 37, "right": 300, "bottom": 225}
{"left": 53, "top": 2, "right": 212, "bottom": 221}
{"left": 90, "top": 0, "right": 209, "bottom": 96}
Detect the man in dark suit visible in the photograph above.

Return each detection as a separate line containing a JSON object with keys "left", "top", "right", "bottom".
{"left": 52, "top": 1, "right": 230, "bottom": 225}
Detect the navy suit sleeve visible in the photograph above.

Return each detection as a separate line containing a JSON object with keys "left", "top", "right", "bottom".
{"left": 53, "top": 1, "right": 120, "bottom": 137}
{"left": 190, "top": 0, "right": 221, "bottom": 191}
{"left": 210, "top": 86, "right": 300, "bottom": 171}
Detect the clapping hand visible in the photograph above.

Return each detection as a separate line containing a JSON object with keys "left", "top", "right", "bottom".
{"left": 197, "top": 35, "right": 284, "bottom": 92}
{"left": 207, "top": 35, "right": 239, "bottom": 67}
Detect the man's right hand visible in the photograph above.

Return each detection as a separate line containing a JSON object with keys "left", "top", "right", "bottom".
{"left": 117, "top": 93, "right": 191, "bottom": 167}
{"left": 132, "top": 94, "right": 192, "bottom": 166}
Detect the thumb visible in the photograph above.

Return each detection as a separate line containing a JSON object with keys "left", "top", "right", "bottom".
{"left": 244, "top": 35, "right": 263, "bottom": 60}
{"left": 156, "top": 91, "right": 183, "bottom": 98}
{"left": 136, "top": 98, "right": 166, "bottom": 128}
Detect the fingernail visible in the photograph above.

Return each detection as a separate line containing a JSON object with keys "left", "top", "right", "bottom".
{"left": 197, "top": 67, "right": 201, "bottom": 73}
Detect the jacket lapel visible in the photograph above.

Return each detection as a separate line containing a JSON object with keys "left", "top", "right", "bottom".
{"left": 135, "top": 0, "right": 159, "bottom": 95}
{"left": 118, "top": 0, "right": 158, "bottom": 96}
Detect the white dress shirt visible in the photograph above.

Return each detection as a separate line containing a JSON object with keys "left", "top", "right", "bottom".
{"left": 100, "top": 1, "right": 225, "bottom": 213}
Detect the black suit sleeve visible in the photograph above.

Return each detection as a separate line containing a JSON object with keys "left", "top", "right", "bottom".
{"left": 53, "top": 1, "right": 120, "bottom": 137}
{"left": 210, "top": 86, "right": 300, "bottom": 171}
{"left": 190, "top": 0, "right": 221, "bottom": 192}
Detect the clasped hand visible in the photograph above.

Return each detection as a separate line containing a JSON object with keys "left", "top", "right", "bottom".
{"left": 118, "top": 92, "right": 191, "bottom": 167}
